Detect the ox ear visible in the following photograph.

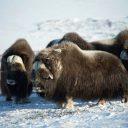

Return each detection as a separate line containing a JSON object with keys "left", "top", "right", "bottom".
{"left": 53, "top": 49, "right": 62, "bottom": 54}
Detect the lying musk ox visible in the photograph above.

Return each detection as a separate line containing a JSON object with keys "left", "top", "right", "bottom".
{"left": 60, "top": 29, "right": 128, "bottom": 56}
{"left": 32, "top": 42, "right": 128, "bottom": 108}
{"left": 1, "top": 39, "right": 34, "bottom": 103}
{"left": 46, "top": 29, "right": 128, "bottom": 70}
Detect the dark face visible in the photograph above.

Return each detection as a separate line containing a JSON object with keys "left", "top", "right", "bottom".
{"left": 5, "top": 55, "right": 31, "bottom": 102}
{"left": 32, "top": 48, "right": 62, "bottom": 93}
{"left": 6, "top": 71, "right": 17, "bottom": 86}
{"left": 6, "top": 62, "right": 26, "bottom": 85}
{"left": 6, "top": 62, "right": 29, "bottom": 98}
{"left": 6, "top": 70, "right": 29, "bottom": 99}
{"left": 31, "top": 60, "right": 53, "bottom": 93}
{"left": 6, "top": 63, "right": 18, "bottom": 86}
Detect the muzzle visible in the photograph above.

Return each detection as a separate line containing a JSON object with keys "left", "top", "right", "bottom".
{"left": 6, "top": 79, "right": 16, "bottom": 86}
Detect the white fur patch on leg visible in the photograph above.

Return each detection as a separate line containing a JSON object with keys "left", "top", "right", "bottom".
{"left": 65, "top": 96, "right": 74, "bottom": 109}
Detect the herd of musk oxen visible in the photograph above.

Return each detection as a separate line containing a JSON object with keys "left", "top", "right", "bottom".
{"left": 0, "top": 29, "right": 128, "bottom": 108}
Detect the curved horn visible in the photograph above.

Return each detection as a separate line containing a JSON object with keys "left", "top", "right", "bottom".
{"left": 7, "top": 55, "right": 26, "bottom": 71}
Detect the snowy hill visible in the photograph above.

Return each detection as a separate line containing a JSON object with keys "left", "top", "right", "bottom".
{"left": 0, "top": 18, "right": 128, "bottom": 128}
{"left": 25, "top": 17, "right": 128, "bottom": 52}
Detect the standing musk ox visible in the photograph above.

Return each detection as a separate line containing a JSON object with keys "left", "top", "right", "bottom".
{"left": 32, "top": 42, "right": 128, "bottom": 109}
{"left": 1, "top": 39, "right": 34, "bottom": 103}
{"left": 46, "top": 29, "right": 128, "bottom": 70}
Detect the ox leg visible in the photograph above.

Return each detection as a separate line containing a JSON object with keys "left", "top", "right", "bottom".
{"left": 1, "top": 72, "right": 12, "bottom": 101}
{"left": 19, "top": 98, "right": 31, "bottom": 104}
{"left": 65, "top": 96, "right": 74, "bottom": 109}
{"left": 57, "top": 100, "right": 66, "bottom": 108}
{"left": 121, "top": 92, "right": 128, "bottom": 103}
{"left": 6, "top": 97, "right": 12, "bottom": 101}
{"left": 15, "top": 96, "right": 30, "bottom": 104}
{"left": 19, "top": 87, "right": 31, "bottom": 104}
{"left": 89, "top": 98, "right": 106, "bottom": 107}
{"left": 5, "top": 86, "right": 12, "bottom": 101}
{"left": 57, "top": 96, "right": 74, "bottom": 109}
{"left": 14, "top": 84, "right": 28, "bottom": 104}
{"left": 98, "top": 98, "right": 106, "bottom": 105}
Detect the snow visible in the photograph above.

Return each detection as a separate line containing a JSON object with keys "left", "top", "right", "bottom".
{"left": 24, "top": 17, "right": 128, "bottom": 52}
{"left": 1, "top": 0, "right": 128, "bottom": 53}
{"left": 0, "top": 93, "right": 128, "bottom": 128}
{"left": 0, "top": 17, "right": 128, "bottom": 128}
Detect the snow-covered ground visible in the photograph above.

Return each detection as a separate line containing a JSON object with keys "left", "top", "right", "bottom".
{"left": 0, "top": 18, "right": 128, "bottom": 128}
{"left": 0, "top": 93, "right": 128, "bottom": 128}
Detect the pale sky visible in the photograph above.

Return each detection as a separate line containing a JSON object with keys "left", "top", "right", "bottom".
{"left": 0, "top": 0, "right": 128, "bottom": 54}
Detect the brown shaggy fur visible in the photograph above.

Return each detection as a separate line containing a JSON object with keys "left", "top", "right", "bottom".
{"left": 33, "top": 42, "right": 128, "bottom": 108}
{"left": 60, "top": 30, "right": 128, "bottom": 71}
{"left": 61, "top": 32, "right": 94, "bottom": 50}
{"left": 91, "top": 29, "right": 128, "bottom": 57}
{"left": 1, "top": 39, "right": 34, "bottom": 102}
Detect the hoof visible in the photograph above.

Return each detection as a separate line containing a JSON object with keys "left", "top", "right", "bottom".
{"left": 20, "top": 98, "right": 31, "bottom": 104}
{"left": 15, "top": 98, "right": 31, "bottom": 104}
{"left": 6, "top": 97, "right": 12, "bottom": 101}
{"left": 121, "top": 97, "right": 127, "bottom": 103}
{"left": 98, "top": 99, "right": 106, "bottom": 105}
{"left": 65, "top": 102, "right": 74, "bottom": 109}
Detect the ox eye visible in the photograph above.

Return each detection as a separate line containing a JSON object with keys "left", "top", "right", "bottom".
{"left": 44, "top": 58, "right": 52, "bottom": 70}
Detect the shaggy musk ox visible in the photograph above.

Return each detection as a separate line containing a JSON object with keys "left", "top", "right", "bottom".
{"left": 61, "top": 30, "right": 128, "bottom": 56}
{"left": 1, "top": 39, "right": 34, "bottom": 103}
{"left": 32, "top": 42, "right": 128, "bottom": 108}
{"left": 47, "top": 29, "right": 128, "bottom": 70}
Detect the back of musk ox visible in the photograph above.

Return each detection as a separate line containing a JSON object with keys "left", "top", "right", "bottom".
{"left": 32, "top": 42, "right": 128, "bottom": 108}
{"left": 46, "top": 29, "right": 128, "bottom": 70}
{"left": 61, "top": 29, "right": 128, "bottom": 56}
{"left": 1, "top": 39, "right": 34, "bottom": 103}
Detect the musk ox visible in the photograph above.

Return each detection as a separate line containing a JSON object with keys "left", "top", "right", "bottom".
{"left": 46, "top": 30, "right": 128, "bottom": 69}
{"left": 1, "top": 39, "right": 34, "bottom": 103}
{"left": 56, "top": 29, "right": 128, "bottom": 70}
{"left": 32, "top": 42, "right": 128, "bottom": 108}
{"left": 60, "top": 30, "right": 128, "bottom": 55}
{"left": 91, "top": 29, "right": 128, "bottom": 59}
